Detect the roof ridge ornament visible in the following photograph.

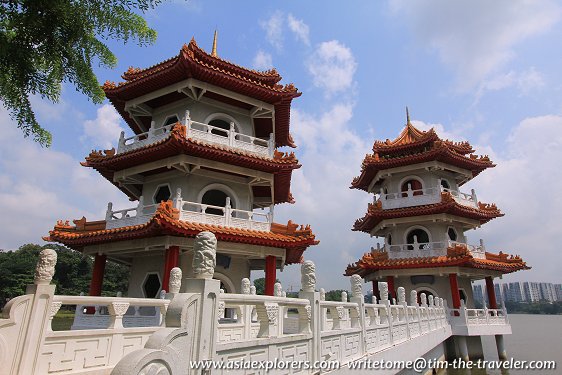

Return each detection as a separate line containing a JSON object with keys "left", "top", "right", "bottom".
{"left": 406, "top": 106, "right": 411, "bottom": 125}
{"left": 211, "top": 30, "right": 218, "bottom": 57}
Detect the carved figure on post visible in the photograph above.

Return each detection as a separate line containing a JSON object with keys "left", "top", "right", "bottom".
{"left": 428, "top": 295, "right": 434, "bottom": 307}
{"left": 168, "top": 267, "right": 182, "bottom": 294}
{"left": 341, "top": 291, "right": 347, "bottom": 302}
{"left": 320, "top": 288, "right": 326, "bottom": 301}
{"left": 410, "top": 290, "right": 418, "bottom": 306}
{"left": 274, "top": 282, "right": 283, "bottom": 297}
{"left": 192, "top": 231, "right": 217, "bottom": 279}
{"left": 350, "top": 274, "right": 363, "bottom": 298}
{"left": 420, "top": 293, "right": 428, "bottom": 307}
{"left": 34, "top": 248, "right": 58, "bottom": 285}
{"left": 378, "top": 281, "right": 389, "bottom": 302}
{"left": 301, "top": 260, "right": 316, "bottom": 292}
{"left": 241, "top": 278, "right": 251, "bottom": 294}
{"left": 397, "top": 287, "right": 406, "bottom": 304}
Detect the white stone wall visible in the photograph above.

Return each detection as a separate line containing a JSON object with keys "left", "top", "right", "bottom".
{"left": 141, "top": 171, "right": 254, "bottom": 212}
{"left": 150, "top": 99, "right": 255, "bottom": 137}
{"left": 127, "top": 255, "right": 164, "bottom": 298}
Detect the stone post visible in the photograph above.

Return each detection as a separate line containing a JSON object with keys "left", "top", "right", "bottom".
{"left": 298, "top": 261, "right": 320, "bottom": 364}
{"left": 16, "top": 249, "right": 58, "bottom": 375}
{"left": 350, "top": 274, "right": 366, "bottom": 355}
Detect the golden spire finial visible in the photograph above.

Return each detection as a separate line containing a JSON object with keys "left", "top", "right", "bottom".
{"left": 211, "top": 30, "right": 218, "bottom": 57}
{"left": 406, "top": 106, "right": 411, "bottom": 125}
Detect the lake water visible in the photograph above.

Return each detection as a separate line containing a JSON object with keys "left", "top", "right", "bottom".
{"left": 447, "top": 314, "right": 562, "bottom": 374}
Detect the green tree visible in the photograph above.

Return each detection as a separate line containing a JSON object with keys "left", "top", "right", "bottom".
{"left": 252, "top": 277, "right": 280, "bottom": 295}
{"left": 0, "top": 243, "right": 130, "bottom": 308}
{"left": 0, "top": 0, "right": 160, "bottom": 146}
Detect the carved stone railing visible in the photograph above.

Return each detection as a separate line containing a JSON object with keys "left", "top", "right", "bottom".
{"left": 384, "top": 239, "right": 486, "bottom": 259}
{"left": 105, "top": 189, "right": 272, "bottom": 231}
{"left": 62, "top": 295, "right": 169, "bottom": 330}
{"left": 116, "top": 110, "right": 275, "bottom": 158}
{"left": 377, "top": 185, "right": 478, "bottom": 210}
{"left": 117, "top": 123, "right": 175, "bottom": 154}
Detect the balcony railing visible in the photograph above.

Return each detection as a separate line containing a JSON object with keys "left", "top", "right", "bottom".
{"left": 105, "top": 189, "right": 272, "bottom": 231}
{"left": 116, "top": 110, "right": 275, "bottom": 157}
{"left": 382, "top": 239, "right": 486, "bottom": 259}
{"left": 377, "top": 185, "right": 478, "bottom": 210}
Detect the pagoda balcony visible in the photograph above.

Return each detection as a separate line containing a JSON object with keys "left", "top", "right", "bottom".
{"left": 377, "top": 186, "right": 478, "bottom": 210}
{"left": 105, "top": 191, "right": 272, "bottom": 232}
{"left": 117, "top": 111, "right": 275, "bottom": 158}
{"left": 381, "top": 239, "right": 486, "bottom": 259}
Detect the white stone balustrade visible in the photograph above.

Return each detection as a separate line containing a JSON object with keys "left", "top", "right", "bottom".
{"left": 105, "top": 189, "right": 272, "bottom": 231}
{"left": 383, "top": 239, "right": 486, "bottom": 259}
{"left": 377, "top": 185, "right": 478, "bottom": 210}
{"left": 116, "top": 111, "right": 275, "bottom": 158}
{"left": 1, "top": 251, "right": 513, "bottom": 375}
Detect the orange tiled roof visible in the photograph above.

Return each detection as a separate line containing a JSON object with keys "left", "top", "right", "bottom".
{"left": 82, "top": 124, "right": 299, "bottom": 204}
{"left": 102, "top": 38, "right": 300, "bottom": 148}
{"left": 351, "top": 137, "right": 494, "bottom": 191}
{"left": 45, "top": 201, "right": 319, "bottom": 265}
{"left": 345, "top": 245, "right": 530, "bottom": 276}
{"left": 353, "top": 192, "right": 503, "bottom": 233}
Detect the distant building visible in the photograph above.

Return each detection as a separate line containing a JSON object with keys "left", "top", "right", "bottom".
{"left": 494, "top": 283, "right": 504, "bottom": 305}
{"left": 555, "top": 284, "right": 562, "bottom": 302}
{"left": 523, "top": 282, "right": 541, "bottom": 302}
{"left": 503, "top": 282, "right": 525, "bottom": 303}
{"left": 539, "top": 282, "right": 557, "bottom": 302}
{"left": 472, "top": 284, "right": 484, "bottom": 305}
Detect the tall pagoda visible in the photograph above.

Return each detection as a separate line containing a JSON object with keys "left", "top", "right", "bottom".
{"left": 45, "top": 36, "right": 318, "bottom": 297}
{"left": 345, "top": 110, "right": 529, "bottom": 358}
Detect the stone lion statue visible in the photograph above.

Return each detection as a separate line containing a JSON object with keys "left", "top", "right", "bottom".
{"left": 34, "top": 248, "right": 58, "bottom": 285}
{"left": 192, "top": 231, "right": 217, "bottom": 279}
{"left": 301, "top": 260, "right": 316, "bottom": 292}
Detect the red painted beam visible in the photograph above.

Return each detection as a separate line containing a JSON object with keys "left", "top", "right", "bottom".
{"left": 162, "top": 246, "right": 180, "bottom": 292}
{"left": 485, "top": 276, "right": 497, "bottom": 309}
{"left": 449, "top": 273, "right": 461, "bottom": 309}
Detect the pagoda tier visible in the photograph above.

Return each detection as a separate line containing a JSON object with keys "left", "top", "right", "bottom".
{"left": 345, "top": 245, "right": 530, "bottom": 277}
{"left": 82, "top": 123, "right": 299, "bottom": 204}
{"left": 45, "top": 201, "right": 318, "bottom": 265}
{"left": 351, "top": 123, "right": 495, "bottom": 191}
{"left": 353, "top": 191, "right": 503, "bottom": 233}
{"left": 103, "top": 38, "right": 300, "bottom": 147}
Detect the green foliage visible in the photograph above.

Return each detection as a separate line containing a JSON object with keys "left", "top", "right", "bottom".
{"left": 252, "top": 277, "right": 280, "bottom": 295}
{"left": 504, "top": 301, "right": 562, "bottom": 315}
{"left": 325, "top": 290, "right": 350, "bottom": 302}
{"left": 0, "top": 0, "right": 160, "bottom": 146}
{"left": 0, "top": 243, "right": 130, "bottom": 308}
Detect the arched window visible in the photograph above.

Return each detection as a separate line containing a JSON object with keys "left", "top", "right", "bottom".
{"left": 440, "top": 179, "right": 450, "bottom": 190}
{"left": 201, "top": 189, "right": 234, "bottom": 215}
{"left": 208, "top": 118, "right": 231, "bottom": 137}
{"left": 406, "top": 228, "right": 430, "bottom": 250}
{"left": 401, "top": 178, "right": 423, "bottom": 197}
{"left": 417, "top": 289, "right": 435, "bottom": 305}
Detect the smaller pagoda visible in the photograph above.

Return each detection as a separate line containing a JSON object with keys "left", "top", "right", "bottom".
{"left": 345, "top": 110, "right": 529, "bottom": 359}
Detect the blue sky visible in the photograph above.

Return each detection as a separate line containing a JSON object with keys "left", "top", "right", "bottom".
{"left": 1, "top": 0, "right": 562, "bottom": 291}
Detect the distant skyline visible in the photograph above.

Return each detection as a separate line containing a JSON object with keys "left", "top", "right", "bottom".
{"left": 1, "top": 1, "right": 562, "bottom": 291}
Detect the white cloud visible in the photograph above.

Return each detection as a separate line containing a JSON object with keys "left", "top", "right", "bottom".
{"left": 463, "top": 115, "right": 562, "bottom": 283}
{"left": 260, "top": 11, "right": 285, "bottom": 50}
{"left": 307, "top": 40, "right": 357, "bottom": 96}
{"left": 474, "top": 68, "right": 545, "bottom": 104}
{"left": 0, "top": 106, "right": 130, "bottom": 250}
{"left": 390, "top": 0, "right": 561, "bottom": 90}
{"left": 82, "top": 104, "right": 124, "bottom": 150}
{"left": 287, "top": 14, "right": 310, "bottom": 45}
{"left": 252, "top": 50, "right": 273, "bottom": 70}
{"left": 274, "top": 103, "right": 374, "bottom": 290}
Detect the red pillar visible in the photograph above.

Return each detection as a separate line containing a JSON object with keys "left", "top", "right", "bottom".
{"left": 386, "top": 276, "right": 396, "bottom": 300}
{"left": 449, "top": 273, "right": 461, "bottom": 309}
{"left": 265, "top": 255, "right": 276, "bottom": 296}
{"left": 485, "top": 276, "right": 497, "bottom": 309}
{"left": 162, "top": 246, "right": 180, "bottom": 292}
{"left": 89, "top": 254, "right": 107, "bottom": 296}
{"left": 372, "top": 280, "right": 380, "bottom": 301}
